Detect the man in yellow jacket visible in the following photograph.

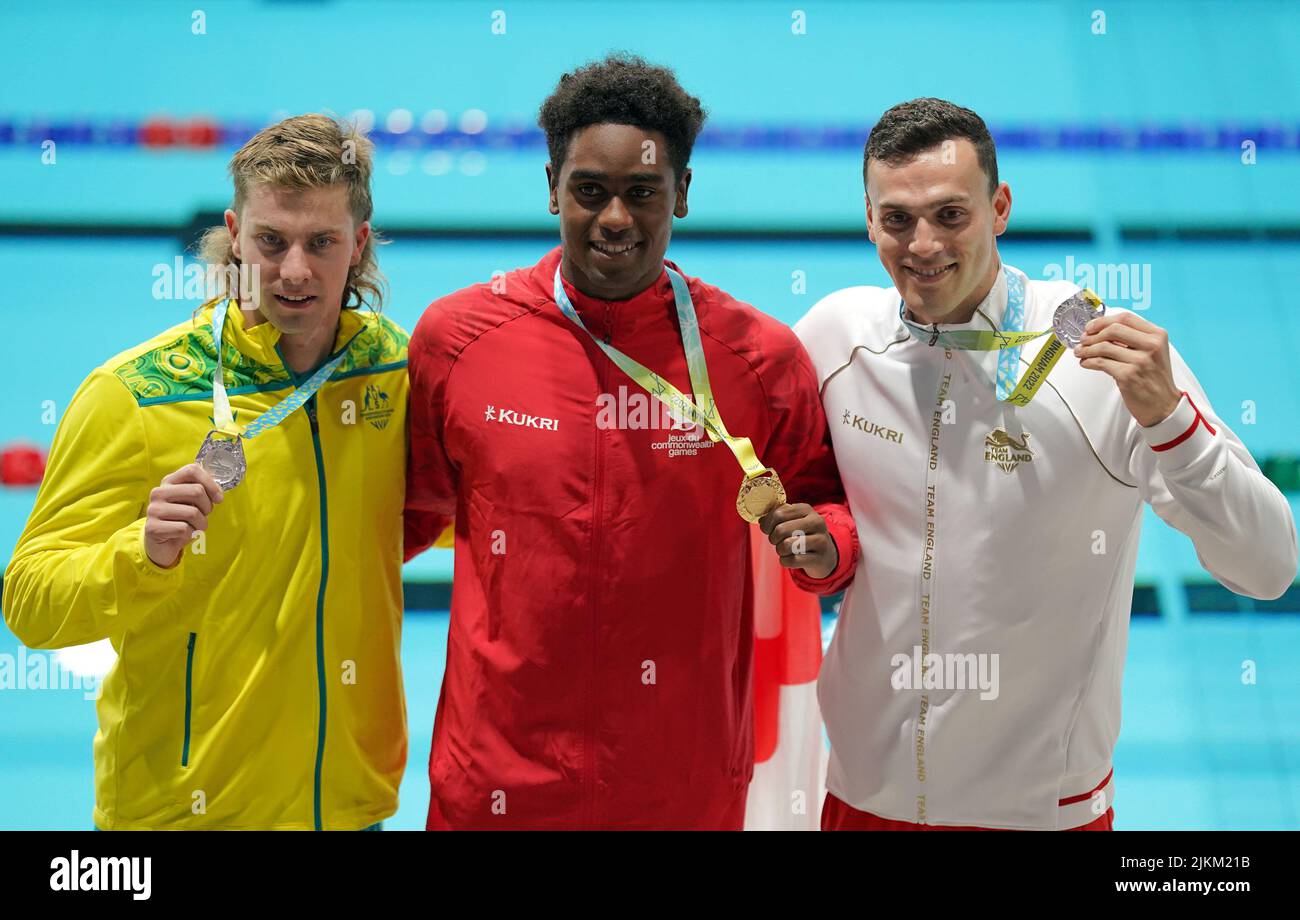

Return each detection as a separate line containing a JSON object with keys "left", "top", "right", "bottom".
{"left": 3, "top": 114, "right": 410, "bottom": 830}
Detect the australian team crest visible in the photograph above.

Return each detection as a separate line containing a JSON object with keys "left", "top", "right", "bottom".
{"left": 362, "top": 383, "right": 394, "bottom": 430}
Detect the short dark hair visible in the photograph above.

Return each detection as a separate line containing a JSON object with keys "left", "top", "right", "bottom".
{"left": 538, "top": 52, "right": 708, "bottom": 182}
{"left": 863, "top": 98, "right": 999, "bottom": 196}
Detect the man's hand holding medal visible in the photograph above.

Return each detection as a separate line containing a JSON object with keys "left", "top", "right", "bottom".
{"left": 143, "top": 463, "right": 224, "bottom": 569}
{"left": 759, "top": 501, "right": 840, "bottom": 580}
{"left": 1074, "top": 312, "right": 1183, "bottom": 428}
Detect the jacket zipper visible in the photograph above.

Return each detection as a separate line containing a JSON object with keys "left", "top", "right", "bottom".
{"left": 306, "top": 394, "right": 330, "bottom": 832}
{"left": 275, "top": 339, "right": 357, "bottom": 832}
{"left": 181, "top": 631, "right": 196, "bottom": 766}
{"left": 583, "top": 305, "right": 613, "bottom": 829}
{"left": 271, "top": 337, "right": 358, "bottom": 831}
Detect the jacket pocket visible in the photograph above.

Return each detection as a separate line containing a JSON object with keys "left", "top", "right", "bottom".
{"left": 181, "top": 631, "right": 196, "bottom": 767}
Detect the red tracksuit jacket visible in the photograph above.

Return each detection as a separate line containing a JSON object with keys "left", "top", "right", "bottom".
{"left": 405, "top": 245, "right": 857, "bottom": 829}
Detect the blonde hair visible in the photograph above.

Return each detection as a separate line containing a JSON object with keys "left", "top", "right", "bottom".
{"left": 197, "top": 113, "right": 387, "bottom": 311}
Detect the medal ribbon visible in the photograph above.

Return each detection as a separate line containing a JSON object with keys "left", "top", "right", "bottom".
{"left": 898, "top": 265, "right": 1065, "bottom": 407}
{"left": 552, "top": 265, "right": 770, "bottom": 481}
{"left": 210, "top": 298, "right": 350, "bottom": 438}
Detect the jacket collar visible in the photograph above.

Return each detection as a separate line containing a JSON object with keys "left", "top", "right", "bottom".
{"left": 534, "top": 245, "right": 685, "bottom": 341}
{"left": 198, "top": 299, "right": 370, "bottom": 374}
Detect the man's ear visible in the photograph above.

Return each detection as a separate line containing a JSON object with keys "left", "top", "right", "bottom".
{"left": 674, "top": 167, "right": 692, "bottom": 219}
{"left": 864, "top": 194, "right": 876, "bottom": 244}
{"left": 991, "top": 181, "right": 1012, "bottom": 236}
{"left": 351, "top": 220, "right": 371, "bottom": 266}
{"left": 224, "top": 208, "right": 241, "bottom": 260}
{"left": 545, "top": 163, "right": 559, "bottom": 215}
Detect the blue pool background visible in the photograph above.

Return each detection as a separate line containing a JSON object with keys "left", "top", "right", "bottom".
{"left": 0, "top": 0, "right": 1298, "bottom": 829}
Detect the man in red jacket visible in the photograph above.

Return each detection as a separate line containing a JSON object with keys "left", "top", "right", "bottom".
{"left": 405, "top": 53, "right": 857, "bottom": 829}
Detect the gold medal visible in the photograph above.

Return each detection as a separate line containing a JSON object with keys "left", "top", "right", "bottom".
{"left": 736, "top": 469, "right": 786, "bottom": 523}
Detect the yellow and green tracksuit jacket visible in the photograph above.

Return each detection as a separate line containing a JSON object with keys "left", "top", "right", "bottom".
{"left": 2, "top": 300, "right": 410, "bottom": 830}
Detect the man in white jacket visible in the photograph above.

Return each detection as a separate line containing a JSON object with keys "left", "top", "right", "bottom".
{"left": 792, "top": 97, "right": 1298, "bottom": 830}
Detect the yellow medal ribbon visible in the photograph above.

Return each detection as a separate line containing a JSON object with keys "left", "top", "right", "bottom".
{"left": 899, "top": 268, "right": 1104, "bottom": 408}
{"left": 552, "top": 265, "right": 785, "bottom": 521}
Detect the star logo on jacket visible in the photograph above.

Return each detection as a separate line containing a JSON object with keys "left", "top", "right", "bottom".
{"left": 483, "top": 403, "right": 559, "bottom": 432}
{"left": 361, "top": 383, "right": 394, "bottom": 430}
{"left": 983, "top": 427, "right": 1033, "bottom": 474}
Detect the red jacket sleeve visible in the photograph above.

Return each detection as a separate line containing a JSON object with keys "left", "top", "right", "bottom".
{"left": 403, "top": 302, "right": 459, "bottom": 562}
{"left": 757, "top": 324, "right": 858, "bottom": 596}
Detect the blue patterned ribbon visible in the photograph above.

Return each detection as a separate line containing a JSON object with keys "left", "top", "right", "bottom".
{"left": 210, "top": 299, "right": 348, "bottom": 439}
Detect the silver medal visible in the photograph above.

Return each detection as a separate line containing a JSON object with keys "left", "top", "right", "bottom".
{"left": 195, "top": 430, "right": 246, "bottom": 491}
{"left": 1052, "top": 290, "right": 1107, "bottom": 348}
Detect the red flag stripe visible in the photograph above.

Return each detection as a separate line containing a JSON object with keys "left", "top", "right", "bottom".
{"left": 1151, "top": 392, "right": 1216, "bottom": 452}
{"left": 1058, "top": 768, "right": 1113, "bottom": 806}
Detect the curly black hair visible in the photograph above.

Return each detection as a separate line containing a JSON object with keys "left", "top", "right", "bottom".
{"left": 538, "top": 52, "right": 708, "bottom": 181}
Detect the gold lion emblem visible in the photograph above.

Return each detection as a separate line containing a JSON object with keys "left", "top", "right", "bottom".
{"left": 983, "top": 427, "right": 1033, "bottom": 474}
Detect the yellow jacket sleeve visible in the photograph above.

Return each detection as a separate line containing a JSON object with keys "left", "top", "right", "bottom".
{"left": 3, "top": 369, "right": 183, "bottom": 648}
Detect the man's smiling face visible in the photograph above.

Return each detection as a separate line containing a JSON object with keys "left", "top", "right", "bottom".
{"left": 547, "top": 123, "right": 690, "bottom": 301}
{"left": 866, "top": 138, "right": 1011, "bottom": 324}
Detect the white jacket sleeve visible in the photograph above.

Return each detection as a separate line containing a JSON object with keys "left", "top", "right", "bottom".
{"left": 1121, "top": 344, "right": 1297, "bottom": 600}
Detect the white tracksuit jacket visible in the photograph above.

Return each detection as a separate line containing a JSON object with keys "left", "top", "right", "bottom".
{"left": 794, "top": 266, "right": 1298, "bottom": 829}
